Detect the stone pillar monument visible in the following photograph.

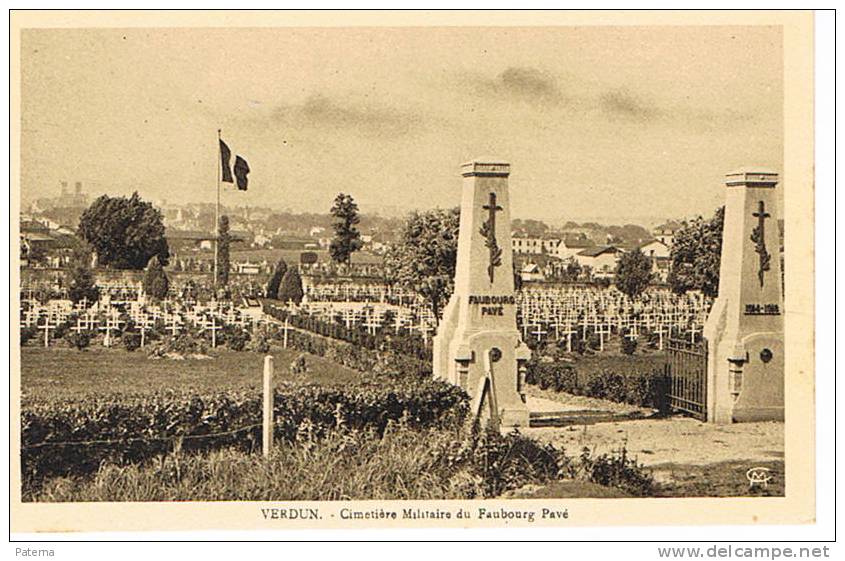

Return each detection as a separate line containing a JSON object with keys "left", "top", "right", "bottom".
{"left": 433, "top": 158, "right": 531, "bottom": 429}
{"left": 703, "top": 169, "right": 784, "bottom": 424}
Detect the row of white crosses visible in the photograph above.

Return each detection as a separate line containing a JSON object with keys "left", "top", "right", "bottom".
{"left": 515, "top": 287, "right": 712, "bottom": 351}
{"left": 304, "top": 282, "right": 421, "bottom": 307}
{"left": 22, "top": 293, "right": 266, "bottom": 349}
{"left": 290, "top": 298, "right": 439, "bottom": 344}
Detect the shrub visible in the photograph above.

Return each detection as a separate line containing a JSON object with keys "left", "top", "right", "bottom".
{"left": 471, "top": 429, "right": 572, "bottom": 497}
{"left": 579, "top": 446, "right": 655, "bottom": 497}
{"left": 222, "top": 327, "right": 251, "bottom": 352}
{"left": 52, "top": 322, "right": 69, "bottom": 341}
{"left": 123, "top": 332, "right": 142, "bottom": 352}
{"left": 147, "top": 331, "right": 209, "bottom": 358}
{"left": 20, "top": 326, "right": 36, "bottom": 346}
{"left": 248, "top": 332, "right": 271, "bottom": 354}
{"left": 621, "top": 335, "right": 637, "bottom": 355}
{"left": 64, "top": 330, "right": 93, "bottom": 350}
{"left": 289, "top": 353, "right": 308, "bottom": 375}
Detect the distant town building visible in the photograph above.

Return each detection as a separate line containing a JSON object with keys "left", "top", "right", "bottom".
{"left": 638, "top": 239, "right": 671, "bottom": 260}
{"left": 235, "top": 262, "right": 262, "bottom": 275}
{"left": 575, "top": 245, "right": 621, "bottom": 276}
{"left": 165, "top": 229, "right": 247, "bottom": 252}
{"left": 652, "top": 221, "right": 680, "bottom": 246}
{"left": 556, "top": 234, "right": 596, "bottom": 260}
{"left": 519, "top": 262, "right": 544, "bottom": 282}
{"left": 511, "top": 235, "right": 561, "bottom": 256}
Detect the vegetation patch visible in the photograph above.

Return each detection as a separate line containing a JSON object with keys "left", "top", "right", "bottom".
{"left": 25, "top": 423, "right": 656, "bottom": 502}
{"left": 21, "top": 378, "right": 468, "bottom": 486}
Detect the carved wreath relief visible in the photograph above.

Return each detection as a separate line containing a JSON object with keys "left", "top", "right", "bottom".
{"left": 480, "top": 192, "right": 503, "bottom": 284}
{"left": 750, "top": 200, "right": 771, "bottom": 288}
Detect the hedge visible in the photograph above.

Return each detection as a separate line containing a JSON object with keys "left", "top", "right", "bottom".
{"left": 21, "top": 379, "right": 468, "bottom": 482}
{"left": 259, "top": 311, "right": 433, "bottom": 379}
{"left": 525, "top": 360, "right": 670, "bottom": 411}
{"left": 263, "top": 303, "right": 431, "bottom": 362}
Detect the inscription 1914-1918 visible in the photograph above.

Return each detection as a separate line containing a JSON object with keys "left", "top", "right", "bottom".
{"left": 744, "top": 303, "right": 780, "bottom": 316}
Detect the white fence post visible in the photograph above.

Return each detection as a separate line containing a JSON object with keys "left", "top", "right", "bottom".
{"left": 283, "top": 317, "right": 289, "bottom": 349}
{"left": 263, "top": 355, "right": 274, "bottom": 458}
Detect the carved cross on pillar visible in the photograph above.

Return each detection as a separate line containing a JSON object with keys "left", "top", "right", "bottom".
{"left": 750, "top": 200, "right": 772, "bottom": 288}
{"left": 480, "top": 192, "right": 503, "bottom": 283}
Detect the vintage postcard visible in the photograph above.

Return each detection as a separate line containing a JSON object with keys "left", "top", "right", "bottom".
{"left": 10, "top": 10, "right": 816, "bottom": 533}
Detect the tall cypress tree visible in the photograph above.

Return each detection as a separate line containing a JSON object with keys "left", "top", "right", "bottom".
{"left": 66, "top": 242, "right": 99, "bottom": 305}
{"left": 329, "top": 193, "right": 364, "bottom": 266}
{"left": 143, "top": 255, "right": 170, "bottom": 300}
{"left": 278, "top": 267, "right": 304, "bottom": 305}
{"left": 265, "top": 258, "right": 288, "bottom": 299}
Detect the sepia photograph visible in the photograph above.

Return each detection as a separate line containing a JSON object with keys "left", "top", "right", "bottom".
{"left": 9, "top": 9, "right": 819, "bottom": 535}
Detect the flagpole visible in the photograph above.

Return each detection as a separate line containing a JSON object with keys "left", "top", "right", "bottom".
{"left": 214, "top": 129, "right": 221, "bottom": 290}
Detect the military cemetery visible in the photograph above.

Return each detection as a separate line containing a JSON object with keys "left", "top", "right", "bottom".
{"left": 16, "top": 23, "right": 789, "bottom": 507}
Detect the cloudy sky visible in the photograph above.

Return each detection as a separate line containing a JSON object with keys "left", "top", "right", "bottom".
{"left": 20, "top": 25, "right": 782, "bottom": 224}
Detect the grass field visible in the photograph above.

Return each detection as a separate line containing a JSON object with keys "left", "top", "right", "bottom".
{"left": 20, "top": 345, "right": 361, "bottom": 403}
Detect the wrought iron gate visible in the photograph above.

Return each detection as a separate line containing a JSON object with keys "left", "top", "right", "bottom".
{"left": 665, "top": 337, "right": 708, "bottom": 420}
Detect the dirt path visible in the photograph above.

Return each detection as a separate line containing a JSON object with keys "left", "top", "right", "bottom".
{"left": 525, "top": 416, "right": 784, "bottom": 467}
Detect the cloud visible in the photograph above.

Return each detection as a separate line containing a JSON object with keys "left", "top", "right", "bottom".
{"left": 599, "top": 88, "right": 659, "bottom": 121}
{"left": 272, "top": 94, "right": 422, "bottom": 137}
{"left": 497, "top": 67, "right": 561, "bottom": 100}
{"left": 470, "top": 66, "right": 563, "bottom": 104}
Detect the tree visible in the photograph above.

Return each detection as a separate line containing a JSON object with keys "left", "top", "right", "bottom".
{"left": 277, "top": 267, "right": 304, "bottom": 304}
{"left": 615, "top": 248, "right": 653, "bottom": 298}
{"left": 78, "top": 192, "right": 169, "bottom": 270}
{"left": 143, "top": 255, "right": 169, "bottom": 300}
{"left": 383, "top": 208, "right": 460, "bottom": 320}
{"left": 329, "top": 193, "right": 364, "bottom": 265}
{"left": 668, "top": 206, "right": 724, "bottom": 297}
{"left": 23, "top": 242, "right": 47, "bottom": 266}
{"left": 216, "top": 215, "right": 231, "bottom": 287}
{"left": 65, "top": 242, "right": 99, "bottom": 304}
{"left": 265, "top": 258, "right": 288, "bottom": 299}
{"left": 564, "top": 258, "right": 582, "bottom": 281}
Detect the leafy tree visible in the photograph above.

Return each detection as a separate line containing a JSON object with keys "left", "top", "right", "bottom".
{"left": 265, "top": 258, "right": 288, "bottom": 299}
{"left": 329, "top": 193, "right": 364, "bottom": 265}
{"left": 216, "top": 215, "right": 231, "bottom": 287}
{"left": 66, "top": 242, "right": 99, "bottom": 305}
{"left": 143, "top": 255, "right": 169, "bottom": 300}
{"left": 511, "top": 218, "right": 549, "bottom": 237}
{"left": 277, "top": 267, "right": 304, "bottom": 304}
{"left": 383, "top": 208, "right": 460, "bottom": 320}
{"left": 513, "top": 261, "right": 523, "bottom": 291}
{"left": 564, "top": 258, "right": 582, "bottom": 281}
{"left": 614, "top": 248, "right": 653, "bottom": 298}
{"left": 78, "top": 192, "right": 169, "bottom": 269}
{"left": 668, "top": 206, "right": 724, "bottom": 297}
{"left": 23, "top": 242, "right": 47, "bottom": 265}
